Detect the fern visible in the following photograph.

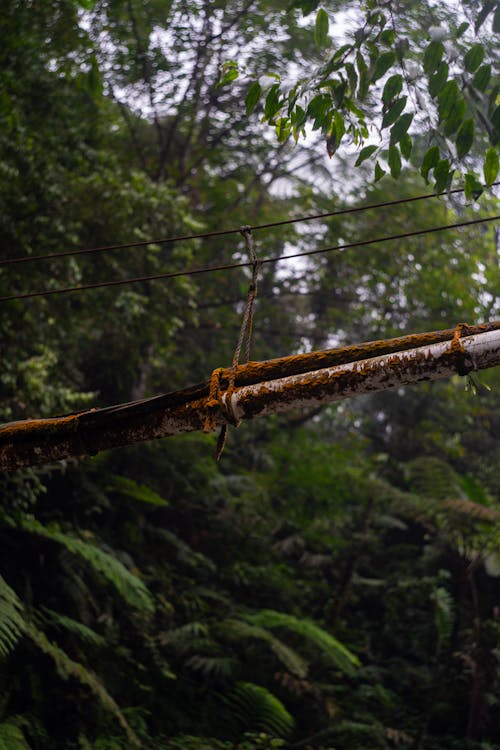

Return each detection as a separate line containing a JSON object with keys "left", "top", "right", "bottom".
{"left": 0, "top": 718, "right": 31, "bottom": 750}
{"left": 432, "top": 587, "right": 454, "bottom": 649}
{"left": 17, "top": 516, "right": 154, "bottom": 612}
{"left": 111, "top": 475, "right": 169, "bottom": 507}
{"left": 223, "top": 681, "right": 294, "bottom": 738}
{"left": 219, "top": 619, "right": 309, "bottom": 679}
{"left": 244, "top": 610, "right": 360, "bottom": 676}
{"left": 0, "top": 575, "right": 25, "bottom": 658}
{"left": 441, "top": 498, "right": 500, "bottom": 523}
{"left": 185, "top": 655, "right": 236, "bottom": 680}
{"left": 406, "top": 456, "right": 460, "bottom": 500}
{"left": 38, "top": 607, "right": 106, "bottom": 646}
{"left": 25, "top": 623, "right": 140, "bottom": 747}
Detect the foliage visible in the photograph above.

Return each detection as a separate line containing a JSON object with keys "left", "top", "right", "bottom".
{"left": 0, "top": 2, "right": 498, "bottom": 750}
{"left": 243, "top": 610, "right": 360, "bottom": 676}
{"left": 0, "top": 719, "right": 31, "bottom": 750}
{"left": 239, "top": 0, "right": 500, "bottom": 191}
{"left": 222, "top": 682, "right": 294, "bottom": 739}
{"left": 0, "top": 575, "right": 24, "bottom": 658}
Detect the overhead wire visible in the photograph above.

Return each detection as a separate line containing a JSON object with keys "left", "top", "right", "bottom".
{"left": 0, "top": 214, "right": 498, "bottom": 303}
{"left": 0, "top": 183, "right": 497, "bottom": 269}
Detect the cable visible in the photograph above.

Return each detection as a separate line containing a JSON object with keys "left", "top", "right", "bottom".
{"left": 0, "top": 214, "right": 498, "bottom": 303}
{"left": 0, "top": 183, "right": 496, "bottom": 269}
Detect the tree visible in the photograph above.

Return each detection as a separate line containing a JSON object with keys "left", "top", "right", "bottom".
{"left": 239, "top": 0, "right": 500, "bottom": 194}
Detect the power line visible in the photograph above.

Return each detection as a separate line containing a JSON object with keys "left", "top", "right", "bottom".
{"left": 0, "top": 214, "right": 498, "bottom": 303}
{"left": 0, "top": 184, "right": 495, "bottom": 269}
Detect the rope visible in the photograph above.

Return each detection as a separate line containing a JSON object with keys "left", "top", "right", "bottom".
{"left": 203, "top": 227, "right": 262, "bottom": 459}
{"left": 1, "top": 214, "right": 498, "bottom": 303}
{"left": 1, "top": 183, "right": 497, "bottom": 269}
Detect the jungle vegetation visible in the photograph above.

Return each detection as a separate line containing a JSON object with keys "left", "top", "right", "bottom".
{"left": 0, "top": 1, "right": 499, "bottom": 749}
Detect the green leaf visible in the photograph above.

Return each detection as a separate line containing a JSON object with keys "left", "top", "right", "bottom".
{"left": 245, "top": 82, "right": 262, "bottom": 115}
{"left": 456, "top": 118, "right": 474, "bottom": 158}
{"left": 421, "top": 145, "right": 440, "bottom": 181}
{"left": 355, "top": 144, "right": 378, "bottom": 166}
{"left": 333, "top": 110, "right": 346, "bottom": 142}
{"left": 423, "top": 41, "right": 444, "bottom": 76}
{"left": 345, "top": 62, "right": 358, "bottom": 93}
{"left": 382, "top": 74, "right": 403, "bottom": 105}
{"left": 388, "top": 145, "right": 401, "bottom": 178}
{"left": 400, "top": 132, "right": 412, "bottom": 160}
{"left": 217, "top": 62, "right": 239, "bottom": 87}
{"left": 456, "top": 22, "right": 469, "bottom": 37}
{"left": 428, "top": 62, "right": 449, "bottom": 98}
{"left": 356, "top": 51, "right": 369, "bottom": 99}
{"left": 472, "top": 64, "right": 491, "bottom": 92}
{"left": 382, "top": 97, "right": 406, "bottom": 129}
{"left": 380, "top": 29, "right": 395, "bottom": 46}
{"left": 491, "top": 105, "right": 500, "bottom": 134}
{"left": 307, "top": 93, "right": 331, "bottom": 130}
{"left": 434, "top": 158, "right": 452, "bottom": 192}
{"left": 264, "top": 84, "right": 281, "bottom": 120}
{"left": 315, "top": 8, "right": 329, "bottom": 48}
{"left": 443, "top": 97, "right": 466, "bottom": 136}
{"left": 390, "top": 113, "right": 413, "bottom": 146}
{"left": 464, "top": 44, "right": 485, "bottom": 73}
{"left": 112, "top": 475, "right": 169, "bottom": 506}
{"left": 483, "top": 147, "right": 499, "bottom": 186}
{"left": 275, "top": 117, "right": 291, "bottom": 142}
{"left": 374, "top": 161, "right": 386, "bottom": 181}
{"left": 464, "top": 173, "right": 484, "bottom": 201}
{"left": 0, "top": 720, "right": 31, "bottom": 750}
{"left": 371, "top": 51, "right": 396, "bottom": 82}
{"left": 438, "top": 80, "right": 459, "bottom": 122}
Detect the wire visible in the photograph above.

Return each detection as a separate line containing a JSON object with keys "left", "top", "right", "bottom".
{"left": 0, "top": 214, "right": 498, "bottom": 303}
{"left": 0, "top": 183, "right": 496, "bottom": 269}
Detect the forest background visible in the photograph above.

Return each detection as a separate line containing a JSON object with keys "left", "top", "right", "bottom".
{"left": 0, "top": 1, "right": 499, "bottom": 749}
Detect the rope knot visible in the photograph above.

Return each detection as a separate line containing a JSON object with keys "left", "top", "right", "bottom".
{"left": 449, "top": 322, "right": 474, "bottom": 376}
{"left": 209, "top": 224, "right": 261, "bottom": 460}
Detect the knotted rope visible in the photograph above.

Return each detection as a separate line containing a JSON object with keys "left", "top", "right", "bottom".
{"left": 203, "top": 226, "right": 261, "bottom": 459}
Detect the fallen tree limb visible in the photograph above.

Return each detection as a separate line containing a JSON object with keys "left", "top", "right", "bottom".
{"left": 0, "top": 323, "right": 499, "bottom": 472}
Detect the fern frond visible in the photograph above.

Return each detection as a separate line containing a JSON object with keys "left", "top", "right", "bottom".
{"left": 432, "top": 587, "right": 454, "bottom": 649}
{"left": 160, "top": 621, "right": 215, "bottom": 658}
{"left": 111, "top": 475, "right": 169, "bottom": 507}
{"left": 18, "top": 516, "right": 154, "bottom": 612}
{"left": 219, "top": 619, "right": 308, "bottom": 679}
{"left": 441, "top": 498, "right": 500, "bottom": 523}
{"left": 244, "top": 610, "right": 360, "bottom": 676}
{"left": 0, "top": 575, "right": 25, "bottom": 658}
{"left": 38, "top": 608, "right": 106, "bottom": 646}
{"left": 223, "top": 681, "right": 294, "bottom": 738}
{"left": 25, "top": 623, "right": 140, "bottom": 747}
{"left": 406, "top": 457, "right": 460, "bottom": 500}
{"left": 186, "top": 655, "right": 236, "bottom": 680}
{"left": 0, "top": 718, "right": 31, "bottom": 750}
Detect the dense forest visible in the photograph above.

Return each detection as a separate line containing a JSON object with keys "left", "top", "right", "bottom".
{"left": 0, "top": 1, "right": 499, "bottom": 749}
